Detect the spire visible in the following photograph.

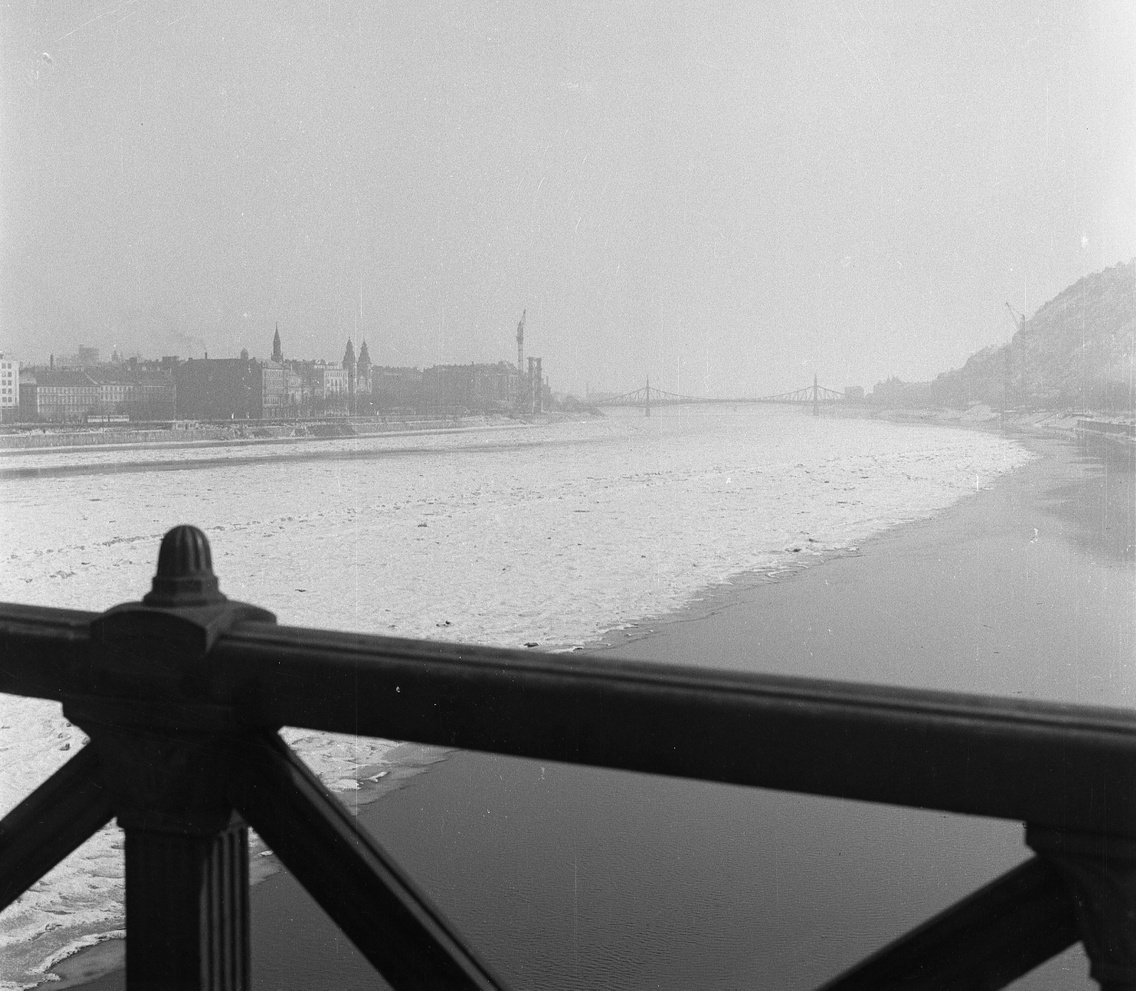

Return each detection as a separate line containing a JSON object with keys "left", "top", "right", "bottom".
{"left": 343, "top": 338, "right": 357, "bottom": 397}
{"left": 355, "top": 339, "right": 371, "bottom": 396}
{"left": 272, "top": 324, "right": 282, "bottom": 363}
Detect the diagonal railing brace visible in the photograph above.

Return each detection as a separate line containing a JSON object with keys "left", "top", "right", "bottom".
{"left": 0, "top": 744, "right": 115, "bottom": 913}
{"left": 230, "top": 731, "right": 505, "bottom": 991}
{"left": 819, "top": 856, "right": 1078, "bottom": 990}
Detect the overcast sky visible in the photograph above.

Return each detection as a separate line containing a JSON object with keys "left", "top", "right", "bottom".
{"left": 2, "top": 1, "right": 1133, "bottom": 396}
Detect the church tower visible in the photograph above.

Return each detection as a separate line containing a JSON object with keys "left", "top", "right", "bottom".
{"left": 356, "top": 339, "right": 372, "bottom": 395}
{"left": 343, "top": 338, "right": 356, "bottom": 395}
{"left": 271, "top": 325, "right": 283, "bottom": 363}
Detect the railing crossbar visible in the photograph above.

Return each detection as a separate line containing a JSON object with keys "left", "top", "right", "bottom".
{"left": 214, "top": 623, "right": 1136, "bottom": 838}
{"left": 6, "top": 610, "right": 1136, "bottom": 836}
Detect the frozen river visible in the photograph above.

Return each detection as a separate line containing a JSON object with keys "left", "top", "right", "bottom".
{"left": 0, "top": 406, "right": 1031, "bottom": 989}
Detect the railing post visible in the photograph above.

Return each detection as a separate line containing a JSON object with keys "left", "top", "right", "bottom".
{"left": 67, "top": 525, "right": 275, "bottom": 991}
{"left": 1028, "top": 826, "right": 1136, "bottom": 990}
{"left": 125, "top": 816, "right": 249, "bottom": 991}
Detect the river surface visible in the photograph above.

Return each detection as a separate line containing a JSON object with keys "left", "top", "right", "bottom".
{"left": 0, "top": 406, "right": 1041, "bottom": 988}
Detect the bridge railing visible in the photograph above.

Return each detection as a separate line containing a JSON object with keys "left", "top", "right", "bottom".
{"left": 2, "top": 525, "right": 1135, "bottom": 990}
{"left": 593, "top": 382, "right": 848, "bottom": 407}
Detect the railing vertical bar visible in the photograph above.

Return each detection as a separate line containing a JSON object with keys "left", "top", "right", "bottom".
{"left": 122, "top": 819, "right": 250, "bottom": 991}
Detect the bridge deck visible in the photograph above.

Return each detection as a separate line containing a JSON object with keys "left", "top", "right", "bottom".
{"left": 594, "top": 381, "right": 847, "bottom": 407}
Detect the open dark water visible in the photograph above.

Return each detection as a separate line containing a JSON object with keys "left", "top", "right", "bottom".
{"left": 249, "top": 753, "right": 1025, "bottom": 990}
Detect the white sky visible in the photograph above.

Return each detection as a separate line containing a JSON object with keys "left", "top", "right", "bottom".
{"left": 2, "top": 1, "right": 1134, "bottom": 396}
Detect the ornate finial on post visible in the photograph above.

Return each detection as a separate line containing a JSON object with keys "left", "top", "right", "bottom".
{"left": 78, "top": 525, "right": 276, "bottom": 988}
{"left": 91, "top": 525, "right": 273, "bottom": 672}
{"left": 143, "top": 525, "right": 225, "bottom": 607}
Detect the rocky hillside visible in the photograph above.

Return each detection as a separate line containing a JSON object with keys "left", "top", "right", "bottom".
{"left": 873, "top": 259, "right": 1135, "bottom": 411}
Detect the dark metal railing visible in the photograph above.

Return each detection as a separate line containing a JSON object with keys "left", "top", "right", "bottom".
{"left": 2, "top": 525, "right": 1134, "bottom": 989}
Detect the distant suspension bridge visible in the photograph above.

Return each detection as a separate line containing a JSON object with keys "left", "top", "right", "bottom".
{"left": 594, "top": 375, "right": 848, "bottom": 416}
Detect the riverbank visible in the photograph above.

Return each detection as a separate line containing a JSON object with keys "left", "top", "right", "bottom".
{"left": 599, "top": 431, "right": 1133, "bottom": 702}
{"left": 56, "top": 431, "right": 1133, "bottom": 989}
{"left": 857, "top": 402, "right": 1135, "bottom": 452}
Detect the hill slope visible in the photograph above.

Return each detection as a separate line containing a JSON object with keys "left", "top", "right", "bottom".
{"left": 874, "top": 260, "right": 1135, "bottom": 411}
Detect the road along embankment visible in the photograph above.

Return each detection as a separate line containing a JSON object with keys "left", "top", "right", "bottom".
{"left": 0, "top": 413, "right": 564, "bottom": 453}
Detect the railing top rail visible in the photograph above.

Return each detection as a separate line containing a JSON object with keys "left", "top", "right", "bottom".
{"left": 3, "top": 598, "right": 1136, "bottom": 836}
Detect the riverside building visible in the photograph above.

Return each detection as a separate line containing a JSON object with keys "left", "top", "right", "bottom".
{"left": 0, "top": 354, "right": 19, "bottom": 417}
{"left": 17, "top": 365, "right": 175, "bottom": 422}
{"left": 174, "top": 353, "right": 285, "bottom": 421}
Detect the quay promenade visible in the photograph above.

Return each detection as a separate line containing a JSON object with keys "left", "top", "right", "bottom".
{"left": 0, "top": 411, "right": 549, "bottom": 452}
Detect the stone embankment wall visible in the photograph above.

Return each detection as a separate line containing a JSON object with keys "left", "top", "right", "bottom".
{"left": 1075, "top": 417, "right": 1136, "bottom": 450}
{"left": 0, "top": 415, "right": 509, "bottom": 451}
{"left": 0, "top": 427, "right": 244, "bottom": 449}
{"left": 835, "top": 404, "right": 1135, "bottom": 450}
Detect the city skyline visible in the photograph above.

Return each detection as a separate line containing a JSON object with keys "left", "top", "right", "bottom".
{"left": 2, "top": 3, "right": 1134, "bottom": 397}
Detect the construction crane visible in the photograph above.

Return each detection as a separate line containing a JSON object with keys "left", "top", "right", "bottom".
{"left": 515, "top": 309, "right": 526, "bottom": 409}
{"left": 1004, "top": 302, "right": 1026, "bottom": 337}
{"left": 1002, "top": 303, "right": 1027, "bottom": 417}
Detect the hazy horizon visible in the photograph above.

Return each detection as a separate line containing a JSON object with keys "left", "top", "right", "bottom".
{"left": 2, "top": 2, "right": 1134, "bottom": 396}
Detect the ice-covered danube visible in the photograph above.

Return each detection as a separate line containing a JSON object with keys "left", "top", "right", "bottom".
{"left": 0, "top": 406, "right": 1032, "bottom": 988}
